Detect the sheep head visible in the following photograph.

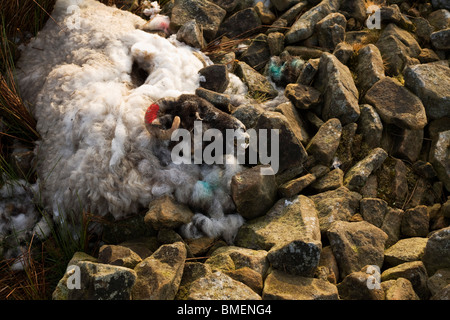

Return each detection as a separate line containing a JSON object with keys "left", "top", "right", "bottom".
{"left": 145, "top": 94, "right": 249, "bottom": 149}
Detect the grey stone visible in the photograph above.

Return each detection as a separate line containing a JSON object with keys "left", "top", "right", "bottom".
{"left": 315, "top": 53, "right": 360, "bottom": 125}
{"left": 267, "top": 32, "right": 285, "bottom": 56}
{"left": 344, "top": 147, "right": 388, "bottom": 191}
{"left": 383, "top": 278, "right": 420, "bottom": 300}
{"left": 278, "top": 173, "right": 316, "bottom": 198}
{"left": 309, "top": 186, "right": 362, "bottom": 234}
{"left": 270, "top": 0, "right": 302, "bottom": 12}
{"left": 403, "top": 63, "right": 450, "bottom": 120}
{"left": 427, "top": 268, "right": 450, "bottom": 296}
{"left": 231, "top": 103, "right": 264, "bottom": 129}
{"left": 309, "top": 168, "right": 344, "bottom": 193}
{"left": 254, "top": 111, "right": 308, "bottom": 175}
{"left": 355, "top": 44, "right": 385, "bottom": 94}
{"left": 132, "top": 242, "right": 187, "bottom": 300}
{"left": 170, "top": 0, "right": 227, "bottom": 41}
{"left": 208, "top": 246, "right": 269, "bottom": 276}
{"left": 285, "top": 0, "right": 340, "bottom": 44}
{"left": 427, "top": 9, "right": 450, "bottom": 30}
{"left": 231, "top": 165, "right": 278, "bottom": 220}
{"left": 432, "top": 0, "right": 450, "bottom": 10}
{"left": 306, "top": 118, "right": 342, "bottom": 166}
{"left": 284, "top": 83, "right": 322, "bottom": 110}
{"left": 176, "top": 20, "right": 206, "bottom": 49}
{"left": 381, "top": 207, "right": 404, "bottom": 248}
{"left": 360, "top": 198, "right": 388, "bottom": 228}
{"left": 235, "top": 195, "right": 321, "bottom": 276}
{"left": 262, "top": 269, "right": 339, "bottom": 300}
{"left": 240, "top": 33, "right": 271, "bottom": 72}
{"left": 217, "top": 7, "right": 262, "bottom": 39}
{"left": 97, "top": 244, "right": 142, "bottom": 269}
{"left": 429, "top": 130, "right": 450, "bottom": 192}
{"left": 381, "top": 261, "right": 430, "bottom": 299}
{"left": 392, "top": 128, "right": 424, "bottom": 163}
{"left": 187, "top": 271, "right": 261, "bottom": 299}
{"left": 358, "top": 104, "right": 383, "bottom": 149}
{"left": 327, "top": 221, "right": 388, "bottom": 279}
{"left": 384, "top": 237, "right": 429, "bottom": 267}
{"left": 195, "top": 87, "right": 231, "bottom": 113}
{"left": 364, "top": 77, "right": 428, "bottom": 130}
{"left": 375, "top": 23, "right": 422, "bottom": 75}
{"left": 198, "top": 64, "right": 229, "bottom": 93}
{"left": 235, "top": 61, "right": 278, "bottom": 99}
{"left": 144, "top": 195, "right": 194, "bottom": 230}
{"left": 333, "top": 42, "right": 353, "bottom": 65}
{"left": 275, "top": 101, "right": 311, "bottom": 145}
{"left": 431, "top": 28, "right": 450, "bottom": 50}
{"left": 337, "top": 269, "right": 385, "bottom": 300}
{"left": 422, "top": 227, "right": 450, "bottom": 276}
{"left": 401, "top": 205, "right": 430, "bottom": 238}
{"left": 315, "top": 12, "right": 347, "bottom": 51}
{"left": 68, "top": 261, "right": 136, "bottom": 300}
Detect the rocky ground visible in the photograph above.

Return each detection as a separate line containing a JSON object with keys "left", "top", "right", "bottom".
{"left": 49, "top": 0, "right": 450, "bottom": 300}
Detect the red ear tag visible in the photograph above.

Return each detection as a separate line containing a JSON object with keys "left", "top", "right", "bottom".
{"left": 145, "top": 103, "right": 160, "bottom": 125}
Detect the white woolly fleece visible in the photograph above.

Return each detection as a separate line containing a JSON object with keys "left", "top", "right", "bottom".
{"left": 14, "top": 0, "right": 247, "bottom": 243}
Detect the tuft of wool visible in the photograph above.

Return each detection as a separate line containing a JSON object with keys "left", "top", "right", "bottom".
{"left": 14, "top": 0, "right": 248, "bottom": 244}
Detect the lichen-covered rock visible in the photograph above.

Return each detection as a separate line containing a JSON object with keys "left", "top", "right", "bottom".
{"left": 384, "top": 237, "right": 428, "bottom": 267}
{"left": 360, "top": 198, "right": 388, "bottom": 228}
{"left": 240, "top": 33, "right": 271, "bottom": 72}
{"left": 381, "top": 207, "right": 404, "bottom": 248}
{"left": 337, "top": 269, "right": 385, "bottom": 300}
{"left": 383, "top": 278, "right": 420, "bottom": 300}
{"left": 254, "top": 111, "right": 308, "bottom": 176}
{"left": 355, "top": 44, "right": 385, "bottom": 94}
{"left": 381, "top": 261, "right": 430, "bottom": 299}
{"left": 403, "top": 63, "right": 450, "bottom": 120}
{"left": 364, "top": 77, "right": 428, "bottom": 130}
{"left": 422, "top": 227, "right": 450, "bottom": 276}
{"left": 284, "top": 83, "right": 322, "bottom": 110}
{"left": 231, "top": 165, "right": 278, "bottom": 220}
{"left": 187, "top": 271, "right": 261, "bottom": 300}
{"left": 430, "top": 28, "right": 450, "bottom": 50}
{"left": 401, "top": 205, "right": 430, "bottom": 237}
{"left": 309, "top": 186, "right": 362, "bottom": 233}
{"left": 274, "top": 101, "right": 311, "bottom": 145}
{"left": 217, "top": 7, "right": 261, "bottom": 39}
{"left": 98, "top": 244, "right": 142, "bottom": 269}
{"left": 344, "top": 147, "right": 388, "bottom": 191}
{"left": 327, "top": 221, "right": 388, "bottom": 279}
{"left": 68, "top": 261, "right": 136, "bottom": 300}
{"left": 429, "top": 130, "right": 450, "bottom": 192}
{"left": 309, "top": 168, "right": 344, "bottom": 193}
{"left": 132, "top": 242, "right": 187, "bottom": 300}
{"left": 235, "top": 62, "right": 278, "bottom": 99}
{"left": 285, "top": 0, "right": 340, "bottom": 44}
{"left": 262, "top": 269, "right": 339, "bottom": 300}
{"left": 278, "top": 173, "right": 316, "bottom": 198}
{"left": 315, "top": 12, "right": 347, "bottom": 51}
{"left": 427, "top": 268, "right": 450, "bottom": 297}
{"left": 375, "top": 23, "right": 421, "bottom": 75}
{"left": 170, "top": 0, "right": 227, "bottom": 41}
{"left": 144, "top": 195, "right": 194, "bottom": 230}
{"left": 198, "top": 64, "right": 229, "bottom": 93}
{"left": 315, "top": 53, "right": 360, "bottom": 125}
{"left": 235, "top": 195, "right": 321, "bottom": 276}
{"left": 306, "top": 118, "right": 342, "bottom": 166}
